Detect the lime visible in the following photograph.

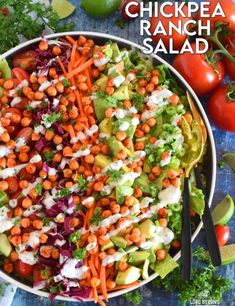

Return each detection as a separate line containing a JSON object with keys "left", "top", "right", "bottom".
{"left": 212, "top": 195, "right": 234, "bottom": 225}
{"left": 51, "top": 0, "right": 75, "bottom": 19}
{"left": 223, "top": 152, "right": 235, "bottom": 171}
{"left": 0, "top": 59, "right": 11, "bottom": 80}
{"left": 220, "top": 244, "right": 235, "bottom": 265}
{"left": 80, "top": 0, "right": 121, "bottom": 18}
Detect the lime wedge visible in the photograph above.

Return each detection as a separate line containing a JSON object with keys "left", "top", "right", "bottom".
{"left": 220, "top": 244, "right": 235, "bottom": 265}
{"left": 211, "top": 195, "right": 234, "bottom": 225}
{"left": 51, "top": 0, "right": 75, "bottom": 19}
{"left": 223, "top": 152, "right": 235, "bottom": 171}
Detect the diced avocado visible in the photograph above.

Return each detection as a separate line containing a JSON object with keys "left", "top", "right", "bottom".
{"left": 133, "top": 173, "right": 151, "bottom": 194}
{"left": 150, "top": 115, "right": 163, "bottom": 137}
{"left": 152, "top": 241, "right": 163, "bottom": 252}
{"left": 128, "top": 251, "right": 149, "bottom": 265}
{"left": 124, "top": 56, "right": 134, "bottom": 70}
{"left": 94, "top": 74, "right": 108, "bottom": 91}
{"left": 113, "top": 118, "right": 137, "bottom": 138}
{"left": 126, "top": 245, "right": 138, "bottom": 253}
{"left": 143, "top": 160, "right": 151, "bottom": 173}
{"left": 111, "top": 43, "right": 121, "bottom": 60}
{"left": 101, "top": 239, "right": 114, "bottom": 251}
{"left": 99, "top": 118, "right": 113, "bottom": 136}
{"left": 116, "top": 266, "right": 141, "bottom": 285}
{"left": 142, "top": 258, "right": 150, "bottom": 280}
{"left": 152, "top": 254, "right": 179, "bottom": 278}
{"left": 0, "top": 190, "right": 9, "bottom": 207}
{"left": 116, "top": 185, "right": 133, "bottom": 204}
{"left": 108, "top": 136, "right": 132, "bottom": 157}
{"left": 138, "top": 220, "right": 157, "bottom": 239}
{"left": 94, "top": 154, "right": 112, "bottom": 169}
{"left": 111, "top": 236, "right": 127, "bottom": 248}
{"left": 147, "top": 248, "right": 156, "bottom": 263}
{"left": 0, "top": 234, "right": 12, "bottom": 257}
{"left": 113, "top": 85, "right": 129, "bottom": 100}
{"left": 93, "top": 98, "right": 108, "bottom": 122}
{"left": 0, "top": 59, "right": 11, "bottom": 80}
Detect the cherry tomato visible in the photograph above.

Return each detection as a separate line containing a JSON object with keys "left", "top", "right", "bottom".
{"left": 121, "top": 0, "right": 140, "bottom": 20}
{"left": 16, "top": 127, "right": 33, "bottom": 143}
{"left": 15, "top": 260, "right": 33, "bottom": 277}
{"left": 12, "top": 50, "right": 37, "bottom": 72}
{"left": 150, "top": 4, "right": 190, "bottom": 50}
{"left": 208, "top": 84, "right": 235, "bottom": 132}
{"left": 14, "top": 97, "right": 28, "bottom": 110}
{"left": 198, "top": 0, "right": 235, "bottom": 32}
{"left": 18, "top": 168, "right": 34, "bottom": 182}
{"left": 12, "top": 68, "right": 30, "bottom": 82}
{"left": 6, "top": 126, "right": 19, "bottom": 138}
{"left": 223, "top": 34, "right": 235, "bottom": 80}
{"left": 5, "top": 176, "right": 19, "bottom": 194}
{"left": 214, "top": 225, "right": 230, "bottom": 247}
{"left": 172, "top": 43, "right": 225, "bottom": 96}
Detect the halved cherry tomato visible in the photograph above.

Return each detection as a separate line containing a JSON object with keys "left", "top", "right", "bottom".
{"left": 150, "top": 4, "right": 190, "bottom": 50}
{"left": 12, "top": 68, "right": 30, "bottom": 82}
{"left": 173, "top": 43, "right": 225, "bottom": 96}
{"left": 18, "top": 168, "right": 34, "bottom": 182}
{"left": 214, "top": 225, "right": 230, "bottom": 247}
{"left": 208, "top": 84, "right": 235, "bottom": 132}
{"left": 12, "top": 50, "right": 37, "bottom": 72}
{"left": 15, "top": 260, "right": 33, "bottom": 277}
{"left": 198, "top": 0, "right": 235, "bottom": 32}
{"left": 6, "top": 126, "right": 19, "bottom": 138}
{"left": 14, "top": 97, "right": 28, "bottom": 110}
{"left": 5, "top": 176, "right": 19, "bottom": 194}
{"left": 16, "top": 127, "right": 33, "bottom": 143}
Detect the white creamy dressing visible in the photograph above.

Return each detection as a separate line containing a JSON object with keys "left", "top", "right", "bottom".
{"left": 102, "top": 246, "right": 138, "bottom": 266}
{"left": 39, "top": 80, "right": 52, "bottom": 92}
{"left": 60, "top": 259, "right": 88, "bottom": 279}
{"left": 0, "top": 206, "right": 15, "bottom": 233}
{"left": 131, "top": 117, "right": 140, "bottom": 126}
{"left": 113, "top": 75, "right": 125, "bottom": 88}
{"left": 42, "top": 191, "right": 56, "bottom": 209}
{"left": 112, "top": 106, "right": 138, "bottom": 119}
{"left": 55, "top": 239, "right": 66, "bottom": 247}
{"left": 146, "top": 89, "right": 173, "bottom": 107}
{"left": 23, "top": 205, "right": 42, "bottom": 217}
{"left": 21, "top": 178, "right": 43, "bottom": 198}
{"left": 0, "top": 122, "right": 5, "bottom": 136}
{"left": 158, "top": 185, "right": 181, "bottom": 206}
{"left": 119, "top": 121, "right": 130, "bottom": 131}
{"left": 9, "top": 199, "right": 18, "bottom": 208}
{"left": 18, "top": 251, "right": 38, "bottom": 265}
{"left": 160, "top": 155, "right": 171, "bottom": 167}
{"left": 115, "top": 51, "right": 128, "bottom": 63}
{"left": 126, "top": 72, "right": 136, "bottom": 82}
{"left": 141, "top": 109, "right": 157, "bottom": 121}
{"left": 94, "top": 57, "right": 110, "bottom": 67}
{"left": 15, "top": 137, "right": 26, "bottom": 152}
{"left": 0, "top": 154, "right": 41, "bottom": 179}
{"left": 81, "top": 197, "right": 95, "bottom": 206}
{"left": 0, "top": 146, "right": 12, "bottom": 158}
{"left": 52, "top": 98, "right": 60, "bottom": 109}
{"left": 10, "top": 97, "right": 22, "bottom": 107}
{"left": 86, "top": 241, "right": 97, "bottom": 251}
{"left": 140, "top": 197, "right": 154, "bottom": 209}
{"left": 34, "top": 124, "right": 45, "bottom": 134}
{"left": 28, "top": 100, "right": 42, "bottom": 109}
{"left": 8, "top": 80, "right": 29, "bottom": 97}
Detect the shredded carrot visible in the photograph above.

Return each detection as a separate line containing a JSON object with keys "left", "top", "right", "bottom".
{"left": 97, "top": 297, "right": 106, "bottom": 306}
{"left": 68, "top": 125, "right": 75, "bottom": 139}
{"left": 100, "top": 265, "right": 108, "bottom": 301}
{"left": 57, "top": 57, "right": 67, "bottom": 74}
{"left": 84, "top": 205, "right": 95, "bottom": 229}
{"left": 93, "top": 287, "right": 99, "bottom": 304}
{"left": 74, "top": 56, "right": 88, "bottom": 68}
{"left": 95, "top": 253, "right": 100, "bottom": 271}
{"left": 66, "top": 58, "right": 94, "bottom": 79}
{"left": 61, "top": 125, "right": 70, "bottom": 132}
{"left": 66, "top": 35, "right": 76, "bottom": 45}
{"left": 84, "top": 69, "right": 92, "bottom": 92}
{"left": 67, "top": 63, "right": 76, "bottom": 86}
{"left": 105, "top": 282, "right": 140, "bottom": 292}
{"left": 71, "top": 42, "right": 78, "bottom": 67}
{"left": 75, "top": 90, "right": 85, "bottom": 116}
{"left": 89, "top": 257, "right": 98, "bottom": 278}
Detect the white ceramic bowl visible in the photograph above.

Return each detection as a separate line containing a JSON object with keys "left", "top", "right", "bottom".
{"left": 0, "top": 32, "right": 217, "bottom": 302}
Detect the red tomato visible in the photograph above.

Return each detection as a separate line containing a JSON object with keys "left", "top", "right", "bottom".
{"left": 12, "top": 50, "right": 37, "bottom": 72}
{"left": 15, "top": 260, "right": 33, "bottom": 277}
{"left": 12, "top": 68, "right": 30, "bottom": 82}
{"left": 16, "top": 127, "right": 33, "bottom": 143}
{"left": 150, "top": 4, "right": 190, "bottom": 50}
{"left": 5, "top": 176, "right": 19, "bottom": 194}
{"left": 121, "top": 0, "right": 140, "bottom": 20}
{"left": 172, "top": 43, "right": 225, "bottom": 96}
{"left": 223, "top": 34, "right": 235, "bottom": 80}
{"left": 214, "top": 225, "right": 230, "bottom": 247}
{"left": 198, "top": 0, "right": 235, "bottom": 32}
{"left": 6, "top": 126, "right": 19, "bottom": 138}
{"left": 18, "top": 168, "right": 34, "bottom": 182}
{"left": 208, "top": 84, "right": 235, "bottom": 132}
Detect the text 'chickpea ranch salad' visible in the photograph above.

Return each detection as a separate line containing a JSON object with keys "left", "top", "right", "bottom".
{"left": 0, "top": 35, "right": 205, "bottom": 304}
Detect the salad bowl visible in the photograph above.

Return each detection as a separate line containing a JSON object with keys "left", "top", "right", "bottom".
{"left": 0, "top": 32, "right": 216, "bottom": 302}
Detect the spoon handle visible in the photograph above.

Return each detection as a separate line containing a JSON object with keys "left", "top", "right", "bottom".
{"left": 194, "top": 167, "right": 221, "bottom": 266}
{"left": 181, "top": 177, "right": 192, "bottom": 281}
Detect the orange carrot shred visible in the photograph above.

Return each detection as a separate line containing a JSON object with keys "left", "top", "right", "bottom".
{"left": 100, "top": 265, "right": 108, "bottom": 301}
{"left": 66, "top": 35, "right": 76, "bottom": 45}
{"left": 74, "top": 56, "right": 88, "bottom": 68}
{"left": 66, "top": 58, "right": 94, "bottom": 79}
{"left": 57, "top": 57, "right": 67, "bottom": 74}
{"left": 75, "top": 90, "right": 84, "bottom": 116}
{"left": 84, "top": 69, "right": 92, "bottom": 93}
{"left": 89, "top": 257, "right": 98, "bottom": 278}
{"left": 68, "top": 125, "right": 75, "bottom": 139}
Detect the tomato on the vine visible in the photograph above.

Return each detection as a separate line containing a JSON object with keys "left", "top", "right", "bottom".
{"left": 173, "top": 43, "right": 225, "bottom": 96}
{"left": 15, "top": 260, "right": 33, "bottom": 277}
{"left": 214, "top": 225, "right": 230, "bottom": 247}
{"left": 208, "top": 84, "right": 235, "bottom": 132}
{"left": 150, "top": 4, "right": 190, "bottom": 50}
{"left": 121, "top": 0, "right": 140, "bottom": 20}
{"left": 198, "top": 0, "right": 235, "bottom": 32}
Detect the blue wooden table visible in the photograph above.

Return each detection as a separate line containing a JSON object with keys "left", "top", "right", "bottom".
{"left": 12, "top": 1, "right": 235, "bottom": 305}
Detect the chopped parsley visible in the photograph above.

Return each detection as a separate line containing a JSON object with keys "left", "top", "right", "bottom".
{"left": 55, "top": 188, "right": 71, "bottom": 198}
{"left": 124, "top": 289, "right": 142, "bottom": 305}
{"left": 43, "top": 150, "right": 54, "bottom": 162}
{"left": 107, "top": 169, "right": 124, "bottom": 182}
{"left": 132, "top": 94, "right": 145, "bottom": 111}
{"left": 35, "top": 183, "right": 42, "bottom": 196}
{"left": 69, "top": 231, "right": 81, "bottom": 243}
{"left": 62, "top": 78, "right": 70, "bottom": 87}
{"left": 73, "top": 247, "right": 86, "bottom": 260}
{"left": 90, "top": 208, "right": 104, "bottom": 226}
{"left": 41, "top": 269, "right": 49, "bottom": 279}
{"left": 77, "top": 175, "right": 88, "bottom": 192}
{"left": 42, "top": 217, "right": 50, "bottom": 226}
{"left": 41, "top": 112, "right": 62, "bottom": 128}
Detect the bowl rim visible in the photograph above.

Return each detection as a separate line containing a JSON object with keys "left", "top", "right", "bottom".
{"left": 0, "top": 31, "right": 217, "bottom": 302}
